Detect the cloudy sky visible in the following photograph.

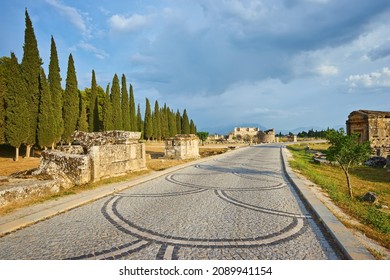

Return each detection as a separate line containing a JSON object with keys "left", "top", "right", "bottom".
{"left": 1, "top": 0, "right": 390, "bottom": 133}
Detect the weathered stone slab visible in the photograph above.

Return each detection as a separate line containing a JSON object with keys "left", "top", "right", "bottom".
{"left": 165, "top": 134, "right": 200, "bottom": 160}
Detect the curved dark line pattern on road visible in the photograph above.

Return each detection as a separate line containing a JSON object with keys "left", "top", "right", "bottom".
{"left": 104, "top": 196, "right": 305, "bottom": 248}
{"left": 115, "top": 187, "right": 207, "bottom": 198}
{"left": 70, "top": 146, "right": 315, "bottom": 259}
{"left": 168, "top": 173, "right": 286, "bottom": 191}
{"left": 215, "top": 190, "right": 311, "bottom": 219}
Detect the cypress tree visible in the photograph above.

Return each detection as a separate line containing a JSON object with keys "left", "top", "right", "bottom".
{"left": 111, "top": 74, "right": 122, "bottom": 130}
{"left": 0, "top": 57, "right": 8, "bottom": 144}
{"left": 176, "top": 110, "right": 181, "bottom": 135}
{"left": 168, "top": 109, "right": 177, "bottom": 137}
{"left": 121, "top": 74, "right": 130, "bottom": 131}
{"left": 62, "top": 54, "right": 79, "bottom": 144}
{"left": 5, "top": 53, "right": 29, "bottom": 161}
{"left": 136, "top": 103, "right": 143, "bottom": 132}
{"left": 190, "top": 119, "right": 196, "bottom": 134}
{"left": 102, "top": 83, "right": 114, "bottom": 131}
{"left": 129, "top": 84, "right": 137, "bottom": 131}
{"left": 182, "top": 109, "right": 190, "bottom": 134}
{"left": 89, "top": 70, "right": 99, "bottom": 132}
{"left": 144, "top": 98, "right": 153, "bottom": 140}
{"left": 153, "top": 100, "right": 161, "bottom": 140}
{"left": 78, "top": 91, "right": 88, "bottom": 132}
{"left": 48, "top": 36, "right": 63, "bottom": 148}
{"left": 21, "top": 9, "right": 43, "bottom": 157}
{"left": 160, "top": 105, "right": 169, "bottom": 139}
{"left": 37, "top": 68, "right": 54, "bottom": 149}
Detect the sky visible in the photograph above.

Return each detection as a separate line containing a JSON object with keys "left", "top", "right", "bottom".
{"left": 1, "top": 0, "right": 390, "bottom": 134}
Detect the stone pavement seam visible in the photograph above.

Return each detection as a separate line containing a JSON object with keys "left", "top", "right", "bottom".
{"left": 0, "top": 147, "right": 247, "bottom": 237}
{"left": 280, "top": 146, "right": 375, "bottom": 260}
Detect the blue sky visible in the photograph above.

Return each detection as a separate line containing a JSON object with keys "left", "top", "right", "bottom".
{"left": 1, "top": 0, "right": 390, "bottom": 133}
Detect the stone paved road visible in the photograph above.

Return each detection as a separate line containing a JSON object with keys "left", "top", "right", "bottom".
{"left": 0, "top": 144, "right": 342, "bottom": 259}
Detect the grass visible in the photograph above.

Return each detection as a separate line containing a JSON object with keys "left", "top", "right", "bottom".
{"left": 287, "top": 143, "right": 390, "bottom": 249}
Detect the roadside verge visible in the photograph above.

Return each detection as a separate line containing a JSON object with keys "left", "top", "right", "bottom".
{"left": 280, "top": 146, "right": 375, "bottom": 260}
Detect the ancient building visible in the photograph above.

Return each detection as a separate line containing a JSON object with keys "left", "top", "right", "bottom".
{"left": 231, "top": 127, "right": 276, "bottom": 143}
{"left": 34, "top": 131, "right": 146, "bottom": 186}
{"left": 346, "top": 110, "right": 390, "bottom": 157}
{"left": 258, "top": 129, "right": 276, "bottom": 143}
{"left": 165, "top": 134, "right": 200, "bottom": 159}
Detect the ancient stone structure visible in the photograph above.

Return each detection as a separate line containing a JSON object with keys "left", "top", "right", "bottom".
{"left": 231, "top": 127, "right": 276, "bottom": 143}
{"left": 258, "top": 129, "right": 276, "bottom": 143}
{"left": 287, "top": 135, "right": 298, "bottom": 143}
{"left": 165, "top": 134, "right": 200, "bottom": 159}
{"left": 34, "top": 131, "right": 146, "bottom": 186}
{"left": 346, "top": 110, "right": 390, "bottom": 157}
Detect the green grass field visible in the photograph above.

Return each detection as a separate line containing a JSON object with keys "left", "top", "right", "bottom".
{"left": 287, "top": 143, "right": 390, "bottom": 250}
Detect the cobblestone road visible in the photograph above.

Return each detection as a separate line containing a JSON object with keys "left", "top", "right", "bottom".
{"left": 0, "top": 144, "right": 342, "bottom": 259}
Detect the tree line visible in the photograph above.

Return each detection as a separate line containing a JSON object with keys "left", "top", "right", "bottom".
{"left": 0, "top": 10, "right": 197, "bottom": 160}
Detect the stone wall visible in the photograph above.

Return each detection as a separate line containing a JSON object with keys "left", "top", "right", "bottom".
{"left": 34, "top": 130, "right": 146, "bottom": 186}
{"left": 165, "top": 134, "right": 200, "bottom": 160}
{"left": 346, "top": 110, "right": 390, "bottom": 157}
{"left": 258, "top": 129, "right": 276, "bottom": 143}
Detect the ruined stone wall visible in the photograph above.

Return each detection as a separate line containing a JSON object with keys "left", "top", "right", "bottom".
{"left": 165, "top": 134, "right": 200, "bottom": 160}
{"left": 368, "top": 115, "right": 390, "bottom": 157}
{"left": 258, "top": 129, "right": 275, "bottom": 143}
{"left": 347, "top": 111, "right": 390, "bottom": 157}
{"left": 89, "top": 143, "right": 145, "bottom": 182}
{"left": 34, "top": 131, "right": 146, "bottom": 186}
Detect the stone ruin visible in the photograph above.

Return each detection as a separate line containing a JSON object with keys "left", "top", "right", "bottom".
{"left": 164, "top": 134, "right": 200, "bottom": 160}
{"left": 33, "top": 130, "right": 146, "bottom": 187}
{"left": 258, "top": 129, "right": 276, "bottom": 143}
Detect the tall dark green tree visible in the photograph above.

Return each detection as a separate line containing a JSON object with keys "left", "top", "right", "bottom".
{"left": 190, "top": 119, "right": 196, "bottom": 134}
{"left": 121, "top": 74, "right": 130, "bottom": 131}
{"left": 176, "top": 110, "right": 181, "bottom": 135}
{"left": 160, "top": 104, "right": 169, "bottom": 139}
{"left": 62, "top": 54, "right": 79, "bottom": 144}
{"left": 168, "top": 109, "right": 177, "bottom": 137}
{"left": 88, "top": 70, "right": 99, "bottom": 132}
{"left": 5, "top": 53, "right": 29, "bottom": 160}
{"left": 153, "top": 100, "right": 161, "bottom": 140}
{"left": 48, "top": 36, "right": 63, "bottom": 148}
{"left": 136, "top": 103, "right": 143, "bottom": 133}
{"left": 129, "top": 84, "right": 137, "bottom": 131}
{"left": 111, "top": 74, "right": 122, "bottom": 130}
{"left": 21, "top": 9, "right": 42, "bottom": 157}
{"left": 181, "top": 109, "right": 190, "bottom": 134}
{"left": 0, "top": 57, "right": 9, "bottom": 144}
{"left": 102, "top": 83, "right": 114, "bottom": 131}
{"left": 37, "top": 68, "right": 54, "bottom": 149}
{"left": 144, "top": 98, "right": 153, "bottom": 140}
{"left": 78, "top": 91, "right": 88, "bottom": 132}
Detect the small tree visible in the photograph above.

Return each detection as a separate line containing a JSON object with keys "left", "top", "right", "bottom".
{"left": 196, "top": 132, "right": 209, "bottom": 146}
{"left": 325, "top": 128, "right": 372, "bottom": 198}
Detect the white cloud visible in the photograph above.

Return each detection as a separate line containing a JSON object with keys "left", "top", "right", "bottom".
{"left": 46, "top": 0, "right": 90, "bottom": 37}
{"left": 346, "top": 67, "right": 390, "bottom": 88}
{"left": 77, "top": 41, "right": 109, "bottom": 60}
{"left": 315, "top": 64, "right": 339, "bottom": 76}
{"left": 108, "top": 14, "right": 152, "bottom": 32}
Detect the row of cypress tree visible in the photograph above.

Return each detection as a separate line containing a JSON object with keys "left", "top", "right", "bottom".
{"left": 0, "top": 10, "right": 197, "bottom": 160}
